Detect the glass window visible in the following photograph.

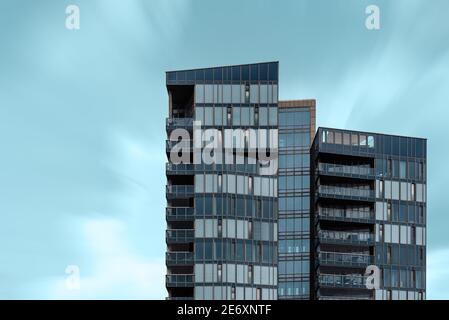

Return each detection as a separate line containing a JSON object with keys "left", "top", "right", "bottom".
{"left": 205, "top": 107, "right": 213, "bottom": 125}
{"left": 359, "top": 135, "right": 367, "bottom": 146}
{"left": 351, "top": 134, "right": 359, "bottom": 146}
{"left": 195, "top": 107, "right": 204, "bottom": 124}
{"left": 241, "top": 107, "right": 250, "bottom": 126}
{"left": 368, "top": 136, "right": 375, "bottom": 148}
{"left": 343, "top": 133, "right": 350, "bottom": 145}
{"left": 259, "top": 107, "right": 268, "bottom": 126}
{"left": 327, "top": 131, "right": 334, "bottom": 144}
{"left": 334, "top": 132, "right": 342, "bottom": 144}
{"left": 214, "top": 107, "right": 222, "bottom": 125}
{"left": 232, "top": 107, "right": 240, "bottom": 126}
{"left": 269, "top": 107, "right": 277, "bottom": 126}
{"left": 400, "top": 161, "right": 407, "bottom": 179}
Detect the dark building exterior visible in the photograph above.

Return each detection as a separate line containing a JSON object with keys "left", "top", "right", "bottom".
{"left": 164, "top": 62, "right": 427, "bottom": 301}
{"left": 165, "top": 62, "right": 279, "bottom": 300}
{"left": 311, "top": 127, "right": 427, "bottom": 300}
{"left": 277, "top": 100, "right": 315, "bottom": 299}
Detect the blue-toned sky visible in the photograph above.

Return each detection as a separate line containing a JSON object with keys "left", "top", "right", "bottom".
{"left": 0, "top": 0, "right": 448, "bottom": 299}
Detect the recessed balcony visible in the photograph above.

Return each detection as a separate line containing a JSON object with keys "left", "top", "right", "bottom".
{"left": 166, "top": 185, "right": 194, "bottom": 199}
{"left": 166, "top": 274, "right": 195, "bottom": 287}
{"left": 166, "top": 229, "right": 195, "bottom": 244}
{"left": 318, "top": 163, "right": 375, "bottom": 180}
{"left": 319, "top": 251, "right": 373, "bottom": 268}
{"left": 166, "top": 252, "right": 194, "bottom": 266}
{"left": 319, "top": 273, "right": 368, "bottom": 289}
{"left": 317, "top": 185, "right": 375, "bottom": 201}
{"left": 166, "top": 207, "right": 194, "bottom": 221}
{"left": 319, "top": 230, "right": 374, "bottom": 246}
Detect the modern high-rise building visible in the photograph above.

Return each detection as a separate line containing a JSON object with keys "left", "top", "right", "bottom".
{"left": 165, "top": 62, "right": 427, "bottom": 301}
{"left": 310, "top": 128, "right": 427, "bottom": 300}
{"left": 165, "top": 62, "right": 279, "bottom": 300}
{"left": 277, "top": 100, "right": 315, "bottom": 299}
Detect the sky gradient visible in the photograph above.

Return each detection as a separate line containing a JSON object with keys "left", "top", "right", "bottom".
{"left": 0, "top": 0, "right": 448, "bottom": 299}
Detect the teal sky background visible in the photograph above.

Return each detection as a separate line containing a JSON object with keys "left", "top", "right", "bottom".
{"left": 1, "top": 0, "right": 448, "bottom": 299}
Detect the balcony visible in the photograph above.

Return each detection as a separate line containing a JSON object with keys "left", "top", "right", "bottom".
{"left": 166, "top": 274, "right": 195, "bottom": 287}
{"left": 166, "top": 229, "right": 194, "bottom": 243}
{"left": 319, "top": 273, "right": 368, "bottom": 289}
{"left": 166, "top": 185, "right": 194, "bottom": 199}
{"left": 319, "top": 230, "right": 373, "bottom": 246}
{"left": 166, "top": 163, "right": 259, "bottom": 175}
{"left": 166, "top": 207, "right": 194, "bottom": 221}
{"left": 318, "top": 163, "right": 375, "bottom": 179}
{"left": 319, "top": 251, "right": 373, "bottom": 267}
{"left": 317, "top": 185, "right": 375, "bottom": 201}
{"left": 166, "top": 252, "right": 194, "bottom": 266}
{"left": 318, "top": 207, "right": 375, "bottom": 223}
{"left": 166, "top": 117, "right": 193, "bottom": 131}
{"left": 166, "top": 139, "right": 193, "bottom": 153}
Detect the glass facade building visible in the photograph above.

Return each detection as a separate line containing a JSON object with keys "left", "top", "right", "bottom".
{"left": 278, "top": 100, "right": 316, "bottom": 299}
{"left": 165, "top": 62, "right": 427, "bottom": 301}
{"left": 165, "top": 62, "right": 279, "bottom": 300}
{"left": 311, "top": 128, "right": 426, "bottom": 300}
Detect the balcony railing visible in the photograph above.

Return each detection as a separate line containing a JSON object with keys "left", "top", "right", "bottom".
{"left": 166, "top": 207, "right": 194, "bottom": 220}
{"left": 319, "top": 207, "right": 375, "bottom": 221}
{"left": 319, "top": 251, "right": 373, "bottom": 266}
{"left": 166, "top": 229, "right": 194, "bottom": 243}
{"left": 166, "top": 163, "right": 259, "bottom": 174}
{"left": 166, "top": 140, "right": 193, "bottom": 152}
{"left": 319, "top": 273, "right": 368, "bottom": 289}
{"left": 166, "top": 185, "right": 194, "bottom": 198}
{"left": 166, "top": 117, "right": 194, "bottom": 128}
{"left": 318, "top": 163, "right": 374, "bottom": 177}
{"left": 166, "top": 252, "right": 194, "bottom": 266}
{"left": 318, "top": 185, "right": 375, "bottom": 200}
{"left": 319, "top": 230, "right": 373, "bottom": 244}
{"left": 166, "top": 274, "right": 195, "bottom": 287}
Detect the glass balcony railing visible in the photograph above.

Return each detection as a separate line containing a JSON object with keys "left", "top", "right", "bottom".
{"left": 166, "top": 185, "right": 194, "bottom": 198}
{"left": 166, "top": 252, "right": 194, "bottom": 265}
{"left": 166, "top": 274, "right": 195, "bottom": 287}
{"left": 319, "top": 251, "right": 373, "bottom": 266}
{"left": 166, "top": 163, "right": 259, "bottom": 174}
{"left": 319, "top": 230, "right": 373, "bottom": 244}
{"left": 319, "top": 274, "right": 368, "bottom": 288}
{"left": 166, "top": 207, "right": 194, "bottom": 220}
{"left": 166, "top": 118, "right": 194, "bottom": 128}
{"left": 319, "top": 207, "right": 374, "bottom": 221}
{"left": 318, "top": 185, "right": 375, "bottom": 199}
{"left": 166, "top": 140, "right": 193, "bottom": 151}
{"left": 166, "top": 229, "right": 194, "bottom": 243}
{"left": 318, "top": 163, "right": 374, "bottom": 177}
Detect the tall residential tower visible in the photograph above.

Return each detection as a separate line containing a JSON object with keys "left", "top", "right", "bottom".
{"left": 311, "top": 128, "right": 426, "bottom": 300}
{"left": 165, "top": 62, "right": 279, "bottom": 300}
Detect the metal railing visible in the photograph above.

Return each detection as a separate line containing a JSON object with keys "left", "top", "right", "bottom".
{"left": 166, "top": 140, "right": 193, "bottom": 150}
{"left": 166, "top": 163, "right": 259, "bottom": 174}
{"left": 166, "top": 185, "right": 194, "bottom": 197}
{"left": 166, "top": 207, "right": 194, "bottom": 220}
{"left": 319, "top": 207, "right": 374, "bottom": 221}
{"left": 319, "top": 274, "right": 368, "bottom": 288}
{"left": 319, "top": 230, "right": 373, "bottom": 243}
{"left": 166, "top": 274, "right": 195, "bottom": 287}
{"left": 319, "top": 163, "right": 374, "bottom": 176}
{"left": 318, "top": 185, "right": 375, "bottom": 199}
{"left": 166, "top": 229, "right": 194, "bottom": 243}
{"left": 166, "top": 252, "right": 194, "bottom": 265}
{"left": 319, "top": 251, "right": 373, "bottom": 266}
{"left": 166, "top": 117, "right": 194, "bottom": 127}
